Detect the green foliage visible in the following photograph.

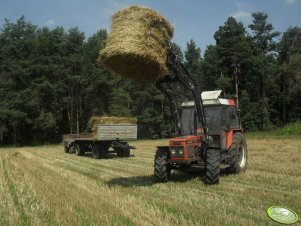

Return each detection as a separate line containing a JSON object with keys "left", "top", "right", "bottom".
{"left": 278, "top": 122, "right": 301, "bottom": 136}
{"left": 184, "top": 39, "right": 203, "bottom": 85}
{"left": 0, "top": 15, "right": 300, "bottom": 145}
{"left": 34, "top": 112, "right": 57, "bottom": 143}
{"left": 246, "top": 123, "right": 301, "bottom": 139}
{"left": 278, "top": 27, "right": 301, "bottom": 123}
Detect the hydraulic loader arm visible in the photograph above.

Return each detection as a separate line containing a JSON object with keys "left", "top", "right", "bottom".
{"left": 156, "top": 44, "right": 208, "bottom": 137}
{"left": 156, "top": 82, "right": 182, "bottom": 136}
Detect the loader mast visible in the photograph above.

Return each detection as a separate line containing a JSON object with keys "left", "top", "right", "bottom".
{"left": 156, "top": 44, "right": 207, "bottom": 137}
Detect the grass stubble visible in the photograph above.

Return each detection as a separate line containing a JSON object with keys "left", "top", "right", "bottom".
{"left": 0, "top": 138, "right": 300, "bottom": 225}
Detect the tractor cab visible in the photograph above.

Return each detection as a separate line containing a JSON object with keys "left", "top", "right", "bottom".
{"left": 181, "top": 90, "right": 241, "bottom": 138}
{"left": 167, "top": 90, "right": 242, "bottom": 164}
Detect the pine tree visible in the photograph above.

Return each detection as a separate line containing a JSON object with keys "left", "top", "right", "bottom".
{"left": 278, "top": 27, "right": 301, "bottom": 122}
{"left": 248, "top": 12, "right": 281, "bottom": 129}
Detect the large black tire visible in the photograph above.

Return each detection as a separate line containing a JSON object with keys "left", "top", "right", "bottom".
{"left": 75, "top": 143, "right": 85, "bottom": 156}
{"left": 205, "top": 148, "right": 220, "bottom": 184}
{"left": 227, "top": 132, "right": 248, "bottom": 173}
{"left": 92, "top": 143, "right": 107, "bottom": 159}
{"left": 116, "top": 149, "right": 123, "bottom": 157}
{"left": 116, "top": 147, "right": 130, "bottom": 157}
{"left": 125, "top": 147, "right": 130, "bottom": 157}
{"left": 154, "top": 148, "right": 171, "bottom": 183}
{"left": 68, "top": 144, "right": 75, "bottom": 154}
{"left": 64, "top": 146, "right": 69, "bottom": 153}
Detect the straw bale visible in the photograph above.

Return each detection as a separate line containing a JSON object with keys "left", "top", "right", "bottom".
{"left": 90, "top": 116, "right": 137, "bottom": 134}
{"left": 99, "top": 5, "right": 174, "bottom": 81}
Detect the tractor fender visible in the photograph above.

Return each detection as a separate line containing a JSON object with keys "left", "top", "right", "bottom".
{"left": 226, "top": 129, "right": 244, "bottom": 150}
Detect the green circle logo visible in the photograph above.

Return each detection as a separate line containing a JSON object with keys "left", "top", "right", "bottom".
{"left": 267, "top": 206, "right": 299, "bottom": 224}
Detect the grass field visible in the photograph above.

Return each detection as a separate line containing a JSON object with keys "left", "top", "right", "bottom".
{"left": 0, "top": 138, "right": 300, "bottom": 226}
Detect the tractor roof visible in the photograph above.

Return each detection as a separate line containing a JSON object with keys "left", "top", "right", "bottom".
{"left": 182, "top": 90, "right": 236, "bottom": 107}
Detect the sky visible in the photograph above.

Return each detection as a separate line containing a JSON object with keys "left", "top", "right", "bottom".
{"left": 0, "top": 0, "right": 300, "bottom": 53}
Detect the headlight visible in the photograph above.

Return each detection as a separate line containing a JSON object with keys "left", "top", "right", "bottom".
{"left": 170, "top": 147, "right": 184, "bottom": 157}
{"left": 178, "top": 147, "right": 184, "bottom": 157}
{"left": 171, "top": 149, "right": 176, "bottom": 155}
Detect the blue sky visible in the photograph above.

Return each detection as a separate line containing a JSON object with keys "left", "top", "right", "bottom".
{"left": 0, "top": 0, "right": 300, "bottom": 53}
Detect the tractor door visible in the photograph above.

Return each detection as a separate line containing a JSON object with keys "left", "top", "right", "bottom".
{"left": 220, "top": 106, "right": 241, "bottom": 150}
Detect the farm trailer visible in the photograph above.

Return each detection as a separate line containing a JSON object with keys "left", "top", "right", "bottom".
{"left": 63, "top": 124, "right": 137, "bottom": 159}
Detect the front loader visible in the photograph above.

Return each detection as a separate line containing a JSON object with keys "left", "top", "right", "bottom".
{"left": 154, "top": 44, "right": 248, "bottom": 184}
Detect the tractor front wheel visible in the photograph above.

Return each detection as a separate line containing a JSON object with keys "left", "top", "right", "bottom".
{"left": 227, "top": 132, "right": 248, "bottom": 173}
{"left": 205, "top": 148, "right": 220, "bottom": 184}
{"left": 154, "top": 148, "right": 171, "bottom": 183}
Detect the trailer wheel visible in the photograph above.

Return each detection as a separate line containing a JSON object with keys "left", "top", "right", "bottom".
{"left": 92, "top": 143, "right": 107, "bottom": 159}
{"left": 125, "top": 148, "right": 130, "bottom": 157}
{"left": 227, "top": 132, "right": 248, "bottom": 173}
{"left": 68, "top": 144, "right": 76, "bottom": 154}
{"left": 75, "top": 143, "right": 85, "bottom": 156}
{"left": 116, "top": 147, "right": 130, "bottom": 157}
{"left": 64, "top": 146, "right": 69, "bottom": 153}
{"left": 154, "top": 148, "right": 171, "bottom": 183}
{"left": 116, "top": 149, "right": 124, "bottom": 157}
{"left": 205, "top": 148, "right": 220, "bottom": 184}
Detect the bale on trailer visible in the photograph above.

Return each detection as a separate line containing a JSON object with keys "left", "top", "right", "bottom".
{"left": 99, "top": 5, "right": 174, "bottom": 81}
{"left": 90, "top": 116, "right": 137, "bottom": 135}
{"left": 63, "top": 116, "right": 137, "bottom": 159}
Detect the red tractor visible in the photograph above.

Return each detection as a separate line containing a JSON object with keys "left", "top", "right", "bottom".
{"left": 154, "top": 46, "right": 247, "bottom": 184}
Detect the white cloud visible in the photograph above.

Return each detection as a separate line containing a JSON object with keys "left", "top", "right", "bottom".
{"left": 285, "top": 0, "right": 297, "bottom": 4}
{"left": 231, "top": 10, "right": 251, "bottom": 19}
{"left": 46, "top": 19, "right": 55, "bottom": 26}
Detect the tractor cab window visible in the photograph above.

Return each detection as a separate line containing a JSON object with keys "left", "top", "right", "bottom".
{"left": 221, "top": 106, "right": 240, "bottom": 131}
{"left": 181, "top": 105, "right": 240, "bottom": 136}
{"left": 181, "top": 107, "right": 195, "bottom": 135}
{"left": 181, "top": 106, "right": 222, "bottom": 135}
{"left": 203, "top": 106, "right": 222, "bottom": 134}
{"left": 204, "top": 106, "right": 240, "bottom": 134}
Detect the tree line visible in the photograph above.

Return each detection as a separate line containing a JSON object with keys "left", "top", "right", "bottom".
{"left": 0, "top": 12, "right": 300, "bottom": 146}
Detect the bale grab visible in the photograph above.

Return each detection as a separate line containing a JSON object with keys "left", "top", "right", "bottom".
{"left": 99, "top": 5, "right": 174, "bottom": 81}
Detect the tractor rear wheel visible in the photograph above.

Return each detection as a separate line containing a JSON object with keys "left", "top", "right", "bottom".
{"left": 75, "top": 143, "right": 85, "bottom": 156}
{"left": 154, "top": 148, "right": 171, "bottom": 183}
{"left": 205, "top": 148, "right": 220, "bottom": 184}
{"left": 227, "top": 132, "right": 247, "bottom": 173}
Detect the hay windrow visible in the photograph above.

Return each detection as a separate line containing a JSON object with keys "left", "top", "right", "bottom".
{"left": 90, "top": 116, "right": 137, "bottom": 134}
{"left": 99, "top": 5, "right": 174, "bottom": 81}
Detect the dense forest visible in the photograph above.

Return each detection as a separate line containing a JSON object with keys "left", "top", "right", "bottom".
{"left": 0, "top": 12, "right": 300, "bottom": 146}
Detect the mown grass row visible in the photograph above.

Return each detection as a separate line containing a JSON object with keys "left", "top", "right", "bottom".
{"left": 0, "top": 138, "right": 300, "bottom": 225}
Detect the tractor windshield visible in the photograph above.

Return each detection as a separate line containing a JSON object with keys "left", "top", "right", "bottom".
{"left": 204, "top": 106, "right": 221, "bottom": 134}
{"left": 181, "top": 107, "right": 195, "bottom": 135}
{"left": 181, "top": 106, "right": 221, "bottom": 135}
{"left": 181, "top": 105, "right": 239, "bottom": 135}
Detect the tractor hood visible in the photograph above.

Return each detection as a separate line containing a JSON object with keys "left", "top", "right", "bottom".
{"left": 169, "top": 135, "right": 199, "bottom": 144}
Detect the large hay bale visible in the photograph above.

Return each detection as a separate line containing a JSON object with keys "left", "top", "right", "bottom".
{"left": 90, "top": 116, "right": 137, "bottom": 135}
{"left": 99, "top": 5, "right": 174, "bottom": 81}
